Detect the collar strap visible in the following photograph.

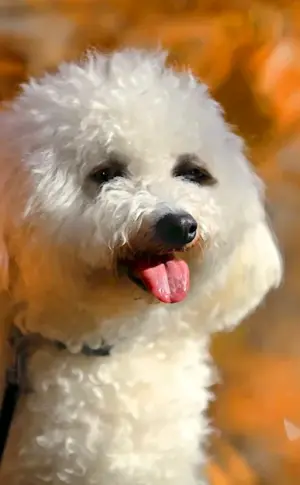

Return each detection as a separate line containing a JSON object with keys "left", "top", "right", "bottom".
{"left": 56, "top": 341, "right": 112, "bottom": 357}
{"left": 7, "top": 327, "right": 112, "bottom": 389}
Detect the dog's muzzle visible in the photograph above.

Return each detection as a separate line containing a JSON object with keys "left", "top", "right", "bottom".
{"left": 118, "top": 211, "right": 200, "bottom": 305}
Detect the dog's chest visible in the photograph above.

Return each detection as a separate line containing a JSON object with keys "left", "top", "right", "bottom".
{"left": 2, "top": 335, "right": 213, "bottom": 485}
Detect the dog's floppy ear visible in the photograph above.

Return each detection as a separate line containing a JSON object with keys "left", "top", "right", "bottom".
{"left": 210, "top": 218, "right": 283, "bottom": 332}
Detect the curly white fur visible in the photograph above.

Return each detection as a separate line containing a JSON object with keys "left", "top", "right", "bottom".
{"left": 0, "top": 49, "right": 282, "bottom": 485}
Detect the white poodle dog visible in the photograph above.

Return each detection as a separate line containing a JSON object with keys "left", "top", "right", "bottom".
{"left": 0, "top": 49, "right": 282, "bottom": 485}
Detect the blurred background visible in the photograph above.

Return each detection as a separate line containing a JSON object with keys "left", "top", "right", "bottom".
{"left": 0, "top": 0, "right": 300, "bottom": 483}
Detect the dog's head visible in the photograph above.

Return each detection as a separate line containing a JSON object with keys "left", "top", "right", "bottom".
{"left": 0, "top": 49, "right": 282, "bottom": 334}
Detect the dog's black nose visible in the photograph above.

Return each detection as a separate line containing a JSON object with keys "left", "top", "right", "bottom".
{"left": 155, "top": 212, "right": 197, "bottom": 248}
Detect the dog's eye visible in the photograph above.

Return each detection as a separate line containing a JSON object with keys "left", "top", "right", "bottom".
{"left": 173, "top": 154, "right": 217, "bottom": 186}
{"left": 88, "top": 161, "right": 127, "bottom": 186}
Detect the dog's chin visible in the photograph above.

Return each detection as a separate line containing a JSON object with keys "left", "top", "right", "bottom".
{"left": 118, "top": 250, "right": 191, "bottom": 305}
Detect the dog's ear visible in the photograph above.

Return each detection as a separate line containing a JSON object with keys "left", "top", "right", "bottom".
{"left": 209, "top": 218, "right": 283, "bottom": 332}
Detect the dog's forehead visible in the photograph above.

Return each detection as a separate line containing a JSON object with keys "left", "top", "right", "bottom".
{"left": 85, "top": 84, "right": 204, "bottom": 156}
{"left": 74, "top": 74, "right": 228, "bottom": 174}
{"left": 17, "top": 50, "right": 242, "bottom": 179}
{"left": 99, "top": 104, "right": 201, "bottom": 171}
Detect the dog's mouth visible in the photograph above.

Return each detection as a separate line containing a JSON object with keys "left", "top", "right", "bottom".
{"left": 121, "top": 252, "right": 190, "bottom": 304}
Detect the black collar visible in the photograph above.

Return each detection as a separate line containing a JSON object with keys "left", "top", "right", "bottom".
{"left": 7, "top": 326, "right": 112, "bottom": 387}
{"left": 56, "top": 341, "right": 112, "bottom": 357}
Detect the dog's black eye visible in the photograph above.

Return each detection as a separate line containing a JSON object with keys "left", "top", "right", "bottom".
{"left": 89, "top": 160, "right": 127, "bottom": 186}
{"left": 173, "top": 154, "right": 217, "bottom": 186}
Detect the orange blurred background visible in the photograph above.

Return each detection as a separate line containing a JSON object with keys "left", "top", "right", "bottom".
{"left": 1, "top": 1, "right": 300, "bottom": 483}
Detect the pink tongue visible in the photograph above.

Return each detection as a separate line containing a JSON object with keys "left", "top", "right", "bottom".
{"left": 132, "top": 256, "right": 190, "bottom": 304}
